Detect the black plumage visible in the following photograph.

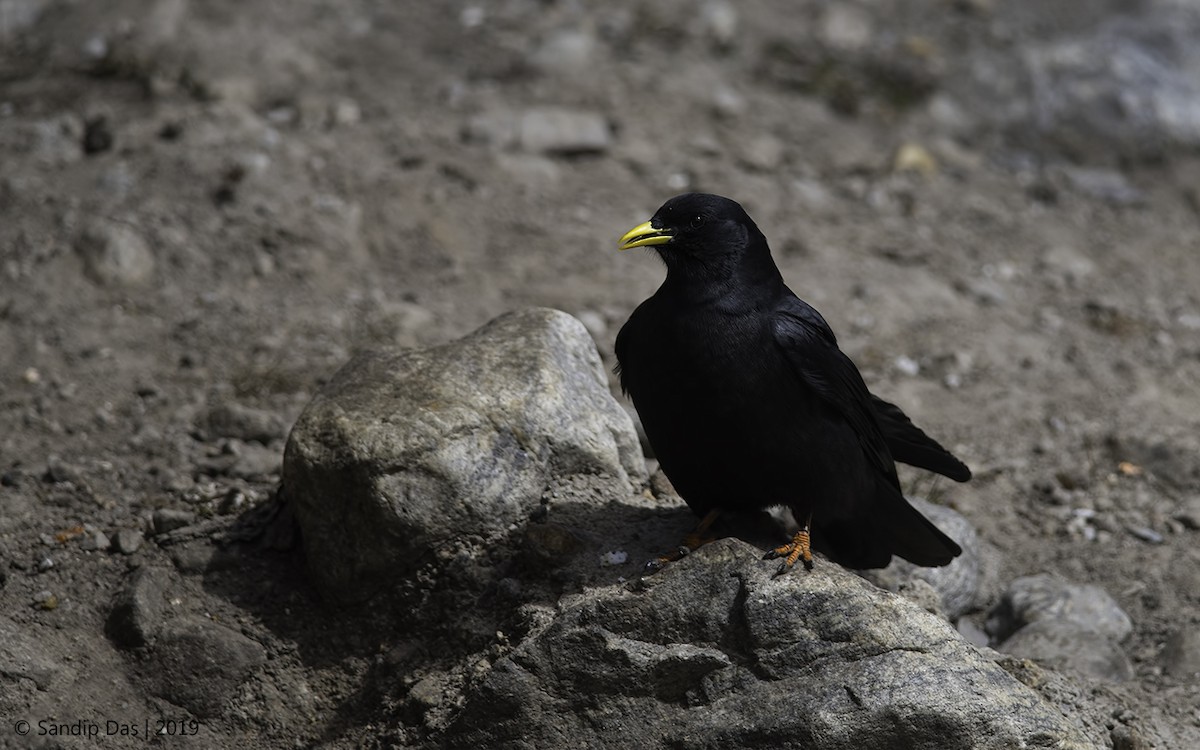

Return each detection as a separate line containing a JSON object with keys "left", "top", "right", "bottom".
{"left": 615, "top": 193, "right": 969, "bottom": 570}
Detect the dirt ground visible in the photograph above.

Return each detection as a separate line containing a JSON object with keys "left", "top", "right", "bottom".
{"left": 2, "top": 1, "right": 1199, "bottom": 747}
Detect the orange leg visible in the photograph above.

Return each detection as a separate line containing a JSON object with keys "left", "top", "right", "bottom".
{"left": 765, "top": 512, "right": 814, "bottom": 575}
{"left": 644, "top": 508, "right": 721, "bottom": 574}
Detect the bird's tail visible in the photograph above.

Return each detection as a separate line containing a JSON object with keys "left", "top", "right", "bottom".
{"left": 871, "top": 395, "right": 971, "bottom": 482}
{"left": 814, "top": 481, "right": 961, "bottom": 569}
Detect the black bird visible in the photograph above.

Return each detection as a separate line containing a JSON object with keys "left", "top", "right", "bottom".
{"left": 614, "top": 193, "right": 970, "bottom": 571}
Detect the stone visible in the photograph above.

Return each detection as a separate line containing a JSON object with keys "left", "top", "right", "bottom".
{"left": 75, "top": 219, "right": 156, "bottom": 287}
{"left": 986, "top": 574, "right": 1132, "bottom": 643}
{"left": 1016, "top": 10, "right": 1200, "bottom": 152}
{"left": 440, "top": 539, "right": 1095, "bottom": 749}
{"left": 527, "top": 29, "right": 596, "bottom": 73}
{"left": 466, "top": 108, "right": 611, "bottom": 155}
{"left": 998, "top": 619, "right": 1134, "bottom": 682}
{"left": 149, "top": 617, "right": 267, "bottom": 718}
{"left": 1038, "top": 245, "right": 1096, "bottom": 285}
{"left": 105, "top": 566, "right": 173, "bottom": 649}
{"left": 80, "top": 529, "right": 109, "bottom": 551}
{"left": 228, "top": 441, "right": 282, "bottom": 479}
{"left": 1161, "top": 628, "right": 1200, "bottom": 678}
{"left": 152, "top": 508, "right": 195, "bottom": 535}
{"left": 202, "top": 402, "right": 287, "bottom": 444}
{"left": 518, "top": 108, "right": 611, "bottom": 155}
{"left": 736, "top": 133, "right": 785, "bottom": 171}
{"left": 1172, "top": 496, "right": 1200, "bottom": 530}
{"left": 819, "top": 3, "right": 873, "bottom": 51}
{"left": 0, "top": 0, "right": 49, "bottom": 40}
{"left": 112, "top": 528, "right": 145, "bottom": 555}
{"left": 283, "top": 309, "right": 646, "bottom": 603}
{"left": 1059, "top": 167, "right": 1144, "bottom": 206}
{"left": 860, "top": 498, "right": 986, "bottom": 619}
{"left": 700, "top": 1, "right": 738, "bottom": 47}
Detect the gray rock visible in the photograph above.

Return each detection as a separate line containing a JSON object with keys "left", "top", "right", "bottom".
{"left": 44, "top": 456, "right": 84, "bottom": 484}
{"left": 75, "top": 219, "right": 156, "bottom": 286}
{"left": 112, "top": 528, "right": 145, "bottom": 555}
{"left": 149, "top": 617, "right": 266, "bottom": 718}
{"left": 986, "top": 574, "right": 1132, "bottom": 643}
{"left": 1161, "top": 628, "right": 1200, "bottom": 678}
{"left": 105, "top": 566, "right": 173, "bottom": 649}
{"left": 998, "top": 619, "right": 1134, "bottom": 682}
{"left": 228, "top": 440, "right": 282, "bottom": 479}
{"left": 466, "top": 108, "right": 611, "bottom": 155}
{"left": 527, "top": 29, "right": 597, "bottom": 73}
{"left": 441, "top": 539, "right": 1095, "bottom": 749}
{"left": 736, "top": 133, "right": 785, "bottom": 172}
{"left": 818, "top": 4, "right": 872, "bottom": 51}
{"left": 199, "top": 439, "right": 281, "bottom": 479}
{"left": 700, "top": 0, "right": 738, "bottom": 47}
{"left": 0, "top": 0, "right": 49, "bottom": 40}
{"left": 284, "top": 308, "right": 646, "bottom": 603}
{"left": 1038, "top": 245, "right": 1096, "bottom": 286}
{"left": 152, "top": 508, "right": 195, "bottom": 535}
{"left": 1019, "top": 11, "right": 1200, "bottom": 152}
{"left": 1174, "top": 495, "right": 1200, "bottom": 529}
{"left": 1059, "top": 167, "right": 1145, "bottom": 206}
{"left": 518, "top": 108, "right": 611, "bottom": 155}
{"left": 860, "top": 498, "right": 986, "bottom": 619}
{"left": 81, "top": 529, "right": 110, "bottom": 551}
{"left": 202, "top": 402, "right": 287, "bottom": 443}
{"left": 957, "top": 616, "right": 990, "bottom": 648}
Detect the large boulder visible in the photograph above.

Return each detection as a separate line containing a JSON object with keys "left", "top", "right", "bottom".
{"left": 282, "top": 308, "right": 646, "bottom": 604}
{"left": 441, "top": 538, "right": 1099, "bottom": 750}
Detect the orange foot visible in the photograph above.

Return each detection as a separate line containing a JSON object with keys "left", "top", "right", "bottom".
{"left": 644, "top": 509, "right": 721, "bottom": 574}
{"left": 763, "top": 515, "right": 814, "bottom": 575}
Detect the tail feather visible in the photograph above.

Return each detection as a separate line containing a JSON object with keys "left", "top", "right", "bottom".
{"left": 871, "top": 394, "right": 971, "bottom": 482}
{"left": 813, "top": 481, "right": 961, "bottom": 569}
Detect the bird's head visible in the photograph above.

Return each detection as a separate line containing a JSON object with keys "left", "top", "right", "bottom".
{"left": 618, "top": 193, "right": 777, "bottom": 289}
{"left": 619, "top": 192, "right": 754, "bottom": 255}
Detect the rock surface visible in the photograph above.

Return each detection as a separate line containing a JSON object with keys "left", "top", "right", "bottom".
{"left": 441, "top": 539, "right": 1096, "bottom": 750}
{"left": 283, "top": 308, "right": 646, "bottom": 603}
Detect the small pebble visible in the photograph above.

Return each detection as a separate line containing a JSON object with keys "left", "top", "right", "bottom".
{"left": 113, "top": 528, "right": 144, "bottom": 555}
{"left": 152, "top": 508, "right": 196, "bottom": 535}
{"left": 1128, "top": 526, "right": 1164, "bottom": 544}
{"left": 894, "top": 355, "right": 921, "bottom": 376}
{"left": 81, "top": 530, "right": 110, "bottom": 551}
{"left": 33, "top": 590, "right": 58, "bottom": 610}
{"left": 599, "top": 551, "right": 628, "bottom": 567}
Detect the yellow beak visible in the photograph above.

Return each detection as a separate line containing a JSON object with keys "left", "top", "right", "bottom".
{"left": 618, "top": 220, "right": 673, "bottom": 251}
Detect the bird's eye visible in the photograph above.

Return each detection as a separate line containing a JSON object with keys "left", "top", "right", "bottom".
{"left": 689, "top": 215, "right": 705, "bottom": 228}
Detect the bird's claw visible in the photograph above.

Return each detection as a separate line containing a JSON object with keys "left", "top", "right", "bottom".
{"left": 766, "top": 528, "right": 814, "bottom": 574}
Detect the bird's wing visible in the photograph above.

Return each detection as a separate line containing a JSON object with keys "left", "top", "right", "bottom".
{"left": 869, "top": 394, "right": 972, "bottom": 482}
{"left": 771, "top": 296, "right": 899, "bottom": 486}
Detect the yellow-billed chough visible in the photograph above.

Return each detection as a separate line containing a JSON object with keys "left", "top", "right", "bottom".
{"left": 615, "top": 193, "right": 970, "bottom": 572}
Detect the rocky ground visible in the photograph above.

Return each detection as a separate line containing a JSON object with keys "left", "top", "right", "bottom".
{"left": 2, "top": 0, "right": 1200, "bottom": 748}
